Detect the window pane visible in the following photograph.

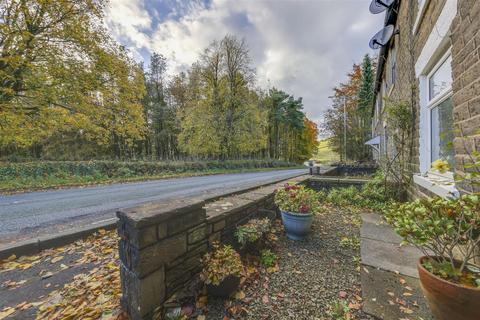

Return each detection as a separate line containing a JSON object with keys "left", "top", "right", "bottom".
{"left": 429, "top": 55, "right": 452, "bottom": 100}
{"left": 431, "top": 97, "right": 454, "bottom": 168}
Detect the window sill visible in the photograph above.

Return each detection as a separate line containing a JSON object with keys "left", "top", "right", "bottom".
{"left": 413, "top": 174, "right": 459, "bottom": 198}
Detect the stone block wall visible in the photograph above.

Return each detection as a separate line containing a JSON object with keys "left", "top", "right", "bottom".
{"left": 306, "top": 177, "right": 367, "bottom": 192}
{"left": 450, "top": 0, "right": 480, "bottom": 194}
{"left": 117, "top": 176, "right": 308, "bottom": 319}
{"left": 117, "top": 198, "right": 206, "bottom": 320}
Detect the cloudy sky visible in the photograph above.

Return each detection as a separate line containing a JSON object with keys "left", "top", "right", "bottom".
{"left": 105, "top": 0, "right": 385, "bottom": 128}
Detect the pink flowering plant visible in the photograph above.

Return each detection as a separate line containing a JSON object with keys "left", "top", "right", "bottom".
{"left": 274, "top": 183, "right": 321, "bottom": 215}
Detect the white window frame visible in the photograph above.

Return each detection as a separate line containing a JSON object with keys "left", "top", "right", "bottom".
{"left": 426, "top": 50, "right": 453, "bottom": 177}
{"left": 414, "top": 0, "right": 459, "bottom": 198}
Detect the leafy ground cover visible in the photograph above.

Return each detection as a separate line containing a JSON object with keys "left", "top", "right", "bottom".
{"left": 0, "top": 160, "right": 300, "bottom": 193}
{"left": 319, "top": 170, "right": 395, "bottom": 212}
{"left": 0, "top": 230, "right": 125, "bottom": 320}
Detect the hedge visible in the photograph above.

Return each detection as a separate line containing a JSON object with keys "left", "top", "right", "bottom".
{"left": 0, "top": 160, "right": 299, "bottom": 181}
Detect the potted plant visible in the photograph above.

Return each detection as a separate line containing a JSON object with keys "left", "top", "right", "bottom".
{"left": 384, "top": 194, "right": 480, "bottom": 320}
{"left": 200, "top": 243, "right": 244, "bottom": 297}
{"left": 235, "top": 218, "right": 272, "bottom": 253}
{"left": 274, "top": 183, "right": 321, "bottom": 240}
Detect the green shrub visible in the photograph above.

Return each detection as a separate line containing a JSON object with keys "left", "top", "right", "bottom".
{"left": 0, "top": 159, "right": 299, "bottom": 190}
{"left": 327, "top": 300, "right": 351, "bottom": 320}
{"left": 323, "top": 170, "right": 395, "bottom": 211}
{"left": 200, "top": 243, "right": 243, "bottom": 286}
{"left": 260, "top": 249, "right": 277, "bottom": 268}
{"left": 235, "top": 218, "right": 272, "bottom": 248}
{"left": 384, "top": 194, "right": 480, "bottom": 287}
{"left": 274, "top": 183, "right": 322, "bottom": 214}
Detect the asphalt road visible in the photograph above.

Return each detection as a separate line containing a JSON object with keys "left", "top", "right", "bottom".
{"left": 0, "top": 169, "right": 305, "bottom": 240}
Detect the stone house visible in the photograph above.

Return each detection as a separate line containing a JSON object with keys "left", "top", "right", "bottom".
{"left": 370, "top": 0, "right": 480, "bottom": 198}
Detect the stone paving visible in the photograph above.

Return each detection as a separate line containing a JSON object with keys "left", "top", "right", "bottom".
{"left": 360, "top": 213, "right": 433, "bottom": 320}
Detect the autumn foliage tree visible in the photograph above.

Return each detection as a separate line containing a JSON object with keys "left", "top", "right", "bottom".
{"left": 0, "top": 1, "right": 317, "bottom": 163}
{"left": 0, "top": 0, "right": 145, "bottom": 159}
{"left": 323, "top": 54, "right": 375, "bottom": 162}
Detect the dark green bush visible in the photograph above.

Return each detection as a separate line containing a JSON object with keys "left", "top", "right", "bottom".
{"left": 321, "top": 170, "right": 396, "bottom": 211}
{"left": 0, "top": 159, "right": 298, "bottom": 182}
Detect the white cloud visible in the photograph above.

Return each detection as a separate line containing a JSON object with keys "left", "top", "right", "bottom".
{"left": 105, "top": 0, "right": 384, "bottom": 126}
{"left": 105, "top": 0, "right": 152, "bottom": 50}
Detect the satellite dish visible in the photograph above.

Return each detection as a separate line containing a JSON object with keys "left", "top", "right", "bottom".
{"left": 369, "top": 0, "right": 395, "bottom": 14}
{"left": 369, "top": 25, "right": 395, "bottom": 49}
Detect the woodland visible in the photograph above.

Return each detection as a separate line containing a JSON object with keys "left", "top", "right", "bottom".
{"left": 0, "top": 0, "right": 318, "bottom": 163}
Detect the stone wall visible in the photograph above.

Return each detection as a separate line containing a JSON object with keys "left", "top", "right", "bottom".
{"left": 116, "top": 176, "right": 308, "bottom": 320}
{"left": 306, "top": 177, "right": 368, "bottom": 192}
{"left": 450, "top": 0, "right": 480, "bottom": 193}
{"left": 373, "top": 0, "right": 480, "bottom": 198}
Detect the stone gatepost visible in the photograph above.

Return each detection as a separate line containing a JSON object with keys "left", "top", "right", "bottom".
{"left": 117, "top": 198, "right": 207, "bottom": 320}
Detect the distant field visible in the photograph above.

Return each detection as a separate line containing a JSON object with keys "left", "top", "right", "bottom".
{"left": 313, "top": 139, "right": 339, "bottom": 163}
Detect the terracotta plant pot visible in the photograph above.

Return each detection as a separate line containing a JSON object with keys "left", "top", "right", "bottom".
{"left": 206, "top": 275, "right": 240, "bottom": 297}
{"left": 417, "top": 256, "right": 480, "bottom": 320}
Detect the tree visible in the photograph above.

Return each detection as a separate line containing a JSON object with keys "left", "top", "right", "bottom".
{"left": 357, "top": 54, "right": 375, "bottom": 158}
{"left": 0, "top": 0, "right": 146, "bottom": 159}
{"left": 323, "top": 56, "right": 375, "bottom": 162}
{"left": 142, "top": 52, "right": 181, "bottom": 159}
{"left": 178, "top": 35, "right": 265, "bottom": 159}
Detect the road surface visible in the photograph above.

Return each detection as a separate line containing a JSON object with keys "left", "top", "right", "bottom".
{"left": 0, "top": 169, "right": 305, "bottom": 242}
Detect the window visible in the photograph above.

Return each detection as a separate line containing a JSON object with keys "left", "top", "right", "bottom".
{"left": 427, "top": 53, "right": 454, "bottom": 170}
{"left": 414, "top": 0, "right": 458, "bottom": 197}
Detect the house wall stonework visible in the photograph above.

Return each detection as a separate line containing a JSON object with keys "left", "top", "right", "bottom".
{"left": 450, "top": 0, "right": 480, "bottom": 194}
{"left": 373, "top": 0, "right": 479, "bottom": 198}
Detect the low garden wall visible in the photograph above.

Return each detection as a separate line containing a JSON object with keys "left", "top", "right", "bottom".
{"left": 313, "top": 163, "right": 378, "bottom": 177}
{"left": 306, "top": 176, "right": 369, "bottom": 192}
{"left": 117, "top": 175, "right": 309, "bottom": 319}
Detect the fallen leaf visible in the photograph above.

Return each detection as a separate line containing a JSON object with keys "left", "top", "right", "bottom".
{"left": 262, "top": 295, "right": 269, "bottom": 304}
{"left": 51, "top": 256, "right": 64, "bottom": 264}
{"left": 348, "top": 302, "right": 361, "bottom": 310}
{"left": 267, "top": 265, "right": 279, "bottom": 273}
{"left": 234, "top": 291, "right": 246, "bottom": 300}
{"left": 196, "top": 295, "right": 208, "bottom": 309}
{"left": 0, "top": 307, "right": 15, "bottom": 320}
{"left": 400, "top": 306, "right": 414, "bottom": 314}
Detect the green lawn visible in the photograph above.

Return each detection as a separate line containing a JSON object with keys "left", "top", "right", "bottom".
{"left": 313, "top": 139, "right": 339, "bottom": 164}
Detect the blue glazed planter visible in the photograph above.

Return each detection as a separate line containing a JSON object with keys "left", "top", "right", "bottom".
{"left": 280, "top": 210, "right": 314, "bottom": 240}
